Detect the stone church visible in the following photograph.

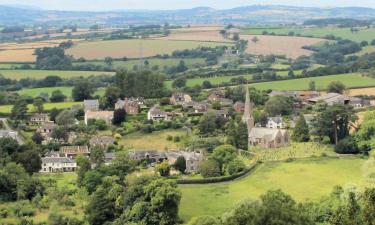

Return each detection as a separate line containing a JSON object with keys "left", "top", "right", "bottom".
{"left": 243, "top": 88, "right": 290, "bottom": 148}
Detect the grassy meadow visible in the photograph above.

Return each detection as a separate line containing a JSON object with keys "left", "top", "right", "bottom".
{"left": 241, "top": 26, "right": 375, "bottom": 42}
{"left": 15, "top": 87, "right": 105, "bottom": 98}
{"left": 179, "top": 157, "right": 367, "bottom": 221}
{"left": 0, "top": 69, "right": 114, "bottom": 80}
{"left": 0, "top": 102, "right": 80, "bottom": 113}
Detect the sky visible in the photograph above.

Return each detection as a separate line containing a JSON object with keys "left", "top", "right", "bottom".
{"left": 0, "top": 0, "right": 374, "bottom": 11}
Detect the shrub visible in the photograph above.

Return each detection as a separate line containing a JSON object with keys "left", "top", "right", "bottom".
{"left": 335, "top": 137, "right": 359, "bottom": 154}
{"left": 226, "top": 159, "right": 246, "bottom": 175}
{"left": 0, "top": 208, "right": 8, "bottom": 218}
{"left": 199, "top": 160, "right": 221, "bottom": 178}
{"left": 173, "top": 136, "right": 181, "bottom": 142}
{"left": 166, "top": 135, "right": 173, "bottom": 141}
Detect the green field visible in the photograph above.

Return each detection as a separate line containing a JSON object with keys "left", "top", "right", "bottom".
{"left": 241, "top": 27, "right": 375, "bottom": 42}
{"left": 15, "top": 87, "right": 105, "bottom": 98}
{"left": 179, "top": 157, "right": 366, "bottom": 221}
{"left": 249, "top": 73, "right": 375, "bottom": 91}
{"left": 74, "top": 58, "right": 206, "bottom": 70}
{"left": 0, "top": 70, "right": 114, "bottom": 80}
{"left": 0, "top": 101, "right": 80, "bottom": 113}
{"left": 349, "top": 45, "right": 375, "bottom": 56}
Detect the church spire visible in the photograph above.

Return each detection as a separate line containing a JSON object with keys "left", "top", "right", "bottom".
{"left": 243, "top": 87, "right": 254, "bottom": 132}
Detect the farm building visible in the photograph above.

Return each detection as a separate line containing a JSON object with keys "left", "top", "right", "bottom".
{"left": 84, "top": 99, "right": 100, "bottom": 112}
{"left": 167, "top": 151, "right": 203, "bottom": 173}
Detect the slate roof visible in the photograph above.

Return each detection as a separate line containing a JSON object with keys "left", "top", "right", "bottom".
{"left": 42, "top": 157, "right": 75, "bottom": 164}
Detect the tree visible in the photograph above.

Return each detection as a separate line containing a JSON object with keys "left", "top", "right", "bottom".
{"left": 11, "top": 99, "right": 28, "bottom": 122}
{"left": 199, "top": 159, "right": 221, "bottom": 178}
{"left": 233, "top": 33, "right": 240, "bottom": 41}
{"left": 335, "top": 136, "right": 359, "bottom": 154}
{"left": 86, "top": 187, "right": 116, "bottom": 225}
{"left": 251, "top": 36, "right": 259, "bottom": 43}
{"left": 33, "top": 99, "right": 44, "bottom": 113}
{"left": 187, "top": 216, "right": 220, "bottom": 225}
{"left": 172, "top": 76, "right": 187, "bottom": 89}
{"left": 50, "top": 90, "right": 67, "bottom": 102}
{"left": 104, "top": 57, "right": 113, "bottom": 66}
{"left": 112, "top": 108, "right": 126, "bottom": 125}
{"left": 327, "top": 81, "right": 346, "bottom": 94}
{"left": 76, "top": 155, "right": 91, "bottom": 187}
{"left": 90, "top": 146, "right": 105, "bottom": 166}
{"left": 198, "top": 113, "right": 217, "bottom": 135}
{"left": 32, "top": 132, "right": 44, "bottom": 144}
{"left": 227, "top": 120, "right": 248, "bottom": 150}
{"left": 309, "top": 81, "right": 316, "bottom": 91}
{"left": 156, "top": 160, "right": 171, "bottom": 177}
{"left": 173, "top": 156, "right": 186, "bottom": 174}
{"left": 56, "top": 109, "right": 76, "bottom": 126}
{"left": 226, "top": 159, "right": 246, "bottom": 175}
{"left": 265, "top": 96, "right": 293, "bottom": 116}
{"left": 72, "top": 80, "right": 96, "bottom": 101}
{"left": 292, "top": 115, "right": 310, "bottom": 142}
{"left": 104, "top": 86, "right": 121, "bottom": 108}
{"left": 211, "top": 145, "right": 237, "bottom": 172}
{"left": 288, "top": 70, "right": 295, "bottom": 78}
{"left": 16, "top": 149, "right": 42, "bottom": 174}
{"left": 202, "top": 80, "right": 212, "bottom": 89}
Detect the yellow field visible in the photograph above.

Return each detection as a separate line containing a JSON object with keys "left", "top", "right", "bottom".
{"left": 155, "top": 30, "right": 232, "bottom": 43}
{"left": 348, "top": 87, "right": 375, "bottom": 96}
{"left": 242, "top": 35, "right": 324, "bottom": 59}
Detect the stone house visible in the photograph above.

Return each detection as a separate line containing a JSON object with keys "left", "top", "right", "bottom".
{"left": 233, "top": 101, "right": 245, "bottom": 113}
{"left": 84, "top": 111, "right": 114, "bottom": 125}
{"left": 83, "top": 99, "right": 99, "bottom": 112}
{"left": 170, "top": 93, "right": 192, "bottom": 105}
{"left": 29, "top": 113, "right": 50, "bottom": 125}
{"left": 182, "top": 101, "right": 208, "bottom": 113}
{"left": 0, "top": 130, "right": 19, "bottom": 140}
{"left": 167, "top": 151, "right": 203, "bottom": 173}
{"left": 60, "top": 146, "right": 90, "bottom": 159}
{"left": 37, "top": 122, "right": 57, "bottom": 138}
{"left": 207, "top": 91, "right": 226, "bottom": 102}
{"left": 89, "top": 135, "right": 115, "bottom": 148}
{"left": 207, "top": 109, "right": 229, "bottom": 118}
{"left": 147, "top": 107, "right": 169, "bottom": 121}
{"left": 115, "top": 97, "right": 144, "bottom": 114}
{"left": 266, "top": 117, "right": 285, "bottom": 129}
{"left": 129, "top": 151, "right": 168, "bottom": 163}
{"left": 40, "top": 157, "right": 77, "bottom": 173}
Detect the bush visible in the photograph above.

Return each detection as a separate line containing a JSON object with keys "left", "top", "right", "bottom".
{"left": 0, "top": 208, "right": 8, "bottom": 218}
{"left": 335, "top": 137, "right": 359, "bottom": 154}
{"left": 226, "top": 159, "right": 246, "bottom": 175}
{"left": 173, "top": 136, "right": 181, "bottom": 142}
{"left": 199, "top": 160, "right": 221, "bottom": 178}
{"left": 166, "top": 135, "right": 173, "bottom": 141}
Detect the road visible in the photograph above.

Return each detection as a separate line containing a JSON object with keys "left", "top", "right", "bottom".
{"left": 0, "top": 118, "right": 25, "bottom": 144}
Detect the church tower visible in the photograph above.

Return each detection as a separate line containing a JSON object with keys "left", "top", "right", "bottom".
{"left": 242, "top": 87, "right": 254, "bottom": 133}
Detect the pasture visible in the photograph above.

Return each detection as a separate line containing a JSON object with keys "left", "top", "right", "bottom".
{"left": 66, "top": 39, "right": 230, "bottom": 60}
{"left": 15, "top": 87, "right": 105, "bottom": 98}
{"left": 241, "top": 26, "right": 375, "bottom": 42}
{"left": 0, "top": 69, "right": 114, "bottom": 80}
{"left": 0, "top": 102, "right": 80, "bottom": 113}
{"left": 119, "top": 129, "right": 189, "bottom": 151}
{"left": 249, "top": 73, "right": 375, "bottom": 91}
{"left": 179, "top": 157, "right": 366, "bottom": 221}
{"left": 154, "top": 30, "right": 232, "bottom": 43}
{"left": 241, "top": 35, "right": 324, "bottom": 59}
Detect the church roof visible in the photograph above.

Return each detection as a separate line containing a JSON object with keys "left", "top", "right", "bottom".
{"left": 249, "top": 128, "right": 288, "bottom": 140}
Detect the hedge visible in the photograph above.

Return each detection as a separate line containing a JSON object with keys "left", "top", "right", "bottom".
{"left": 177, "top": 162, "right": 260, "bottom": 184}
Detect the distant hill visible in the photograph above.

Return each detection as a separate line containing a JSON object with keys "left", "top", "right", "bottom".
{"left": 1, "top": 5, "right": 375, "bottom": 26}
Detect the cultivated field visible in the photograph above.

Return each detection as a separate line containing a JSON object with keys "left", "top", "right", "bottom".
{"left": 179, "top": 157, "right": 366, "bottom": 221}
{"left": 154, "top": 30, "right": 232, "bottom": 43}
{"left": 119, "top": 129, "right": 188, "bottom": 151}
{"left": 66, "top": 39, "right": 230, "bottom": 60}
{"left": 348, "top": 87, "right": 375, "bottom": 96}
{"left": 170, "top": 25, "right": 223, "bottom": 33}
{"left": 0, "top": 69, "right": 114, "bottom": 80}
{"left": 250, "top": 73, "right": 375, "bottom": 91}
{"left": 241, "top": 26, "right": 375, "bottom": 42}
{"left": 241, "top": 35, "right": 324, "bottom": 59}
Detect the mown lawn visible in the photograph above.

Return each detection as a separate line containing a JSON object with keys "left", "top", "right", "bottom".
{"left": 0, "top": 69, "right": 114, "bottom": 80}
{"left": 179, "top": 157, "right": 367, "bottom": 221}
{"left": 241, "top": 26, "right": 375, "bottom": 42}
{"left": 120, "top": 129, "right": 189, "bottom": 151}
{"left": 0, "top": 102, "right": 80, "bottom": 113}
{"left": 250, "top": 73, "right": 375, "bottom": 91}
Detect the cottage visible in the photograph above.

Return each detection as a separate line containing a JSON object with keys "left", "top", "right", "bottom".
{"left": 207, "top": 109, "right": 229, "bottom": 118}
{"left": 40, "top": 157, "right": 77, "bottom": 173}
{"left": 104, "top": 152, "right": 116, "bottom": 164}
{"left": 182, "top": 101, "right": 208, "bottom": 113}
{"left": 244, "top": 89, "right": 290, "bottom": 148}
{"left": 37, "top": 122, "right": 57, "bottom": 137}
{"left": 167, "top": 151, "right": 203, "bottom": 173}
{"left": 90, "top": 136, "right": 115, "bottom": 148}
{"left": 147, "top": 107, "right": 169, "bottom": 121}
{"left": 208, "top": 91, "right": 226, "bottom": 102}
{"left": 170, "top": 93, "right": 192, "bottom": 105}
{"left": 83, "top": 99, "right": 99, "bottom": 112}
{"left": 60, "top": 146, "right": 90, "bottom": 158}
{"left": 85, "top": 111, "right": 114, "bottom": 125}
{"left": 29, "top": 113, "right": 50, "bottom": 124}
{"left": 0, "top": 130, "right": 19, "bottom": 140}
{"left": 266, "top": 117, "right": 285, "bottom": 129}
{"left": 130, "top": 151, "right": 168, "bottom": 163}
{"left": 115, "top": 97, "right": 144, "bottom": 114}
{"left": 233, "top": 101, "right": 245, "bottom": 113}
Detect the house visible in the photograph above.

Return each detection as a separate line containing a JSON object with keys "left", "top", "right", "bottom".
{"left": 167, "top": 151, "right": 203, "bottom": 173}
{"left": 84, "top": 111, "right": 114, "bottom": 125}
{"left": 37, "top": 122, "right": 57, "bottom": 138}
{"left": 243, "top": 88, "right": 290, "bottom": 148}
{"left": 182, "top": 101, "right": 208, "bottom": 113}
{"left": 349, "top": 96, "right": 369, "bottom": 108}
{"left": 0, "top": 130, "right": 19, "bottom": 140}
{"left": 297, "top": 91, "right": 319, "bottom": 102}
{"left": 29, "top": 113, "right": 50, "bottom": 124}
{"left": 129, "top": 151, "right": 168, "bottom": 163}
{"left": 308, "top": 93, "right": 350, "bottom": 106}
{"left": 170, "top": 93, "right": 192, "bottom": 105}
{"left": 233, "top": 101, "right": 245, "bottom": 113}
{"left": 90, "top": 136, "right": 115, "bottom": 148}
{"left": 207, "top": 109, "right": 229, "bottom": 118}
{"left": 147, "top": 107, "right": 169, "bottom": 121}
{"left": 266, "top": 117, "right": 285, "bottom": 129}
{"left": 104, "top": 152, "right": 116, "bottom": 165}
{"left": 115, "top": 97, "right": 144, "bottom": 114}
{"left": 40, "top": 157, "right": 77, "bottom": 173}
{"left": 60, "top": 146, "right": 90, "bottom": 159}
{"left": 207, "top": 91, "right": 226, "bottom": 102}
{"left": 83, "top": 99, "right": 99, "bottom": 112}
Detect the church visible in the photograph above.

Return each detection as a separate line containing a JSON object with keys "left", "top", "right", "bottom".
{"left": 243, "top": 88, "right": 290, "bottom": 148}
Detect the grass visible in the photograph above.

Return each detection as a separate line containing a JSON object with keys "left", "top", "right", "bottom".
{"left": 67, "top": 39, "right": 230, "bottom": 60}
{"left": 179, "top": 157, "right": 367, "bottom": 221}
{"left": 74, "top": 58, "right": 206, "bottom": 70}
{"left": 0, "top": 70, "right": 114, "bottom": 80}
{"left": 119, "top": 129, "right": 189, "bottom": 151}
{"left": 241, "top": 26, "right": 375, "bottom": 42}
{"left": 0, "top": 102, "right": 80, "bottom": 113}
{"left": 15, "top": 87, "right": 105, "bottom": 98}
{"left": 249, "top": 73, "right": 375, "bottom": 91}
{"left": 348, "top": 45, "right": 375, "bottom": 56}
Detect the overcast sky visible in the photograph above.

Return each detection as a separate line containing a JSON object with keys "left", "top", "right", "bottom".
{"left": 0, "top": 0, "right": 374, "bottom": 11}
